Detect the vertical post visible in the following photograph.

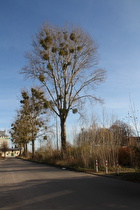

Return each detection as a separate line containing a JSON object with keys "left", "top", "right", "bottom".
{"left": 116, "top": 161, "right": 120, "bottom": 175}
{"left": 105, "top": 160, "right": 108, "bottom": 174}
{"left": 56, "top": 115, "right": 59, "bottom": 150}
{"left": 95, "top": 160, "right": 98, "bottom": 173}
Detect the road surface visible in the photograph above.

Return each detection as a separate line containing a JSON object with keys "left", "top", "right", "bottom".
{"left": 0, "top": 157, "right": 140, "bottom": 210}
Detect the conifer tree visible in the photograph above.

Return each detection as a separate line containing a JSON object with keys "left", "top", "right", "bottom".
{"left": 11, "top": 88, "right": 49, "bottom": 158}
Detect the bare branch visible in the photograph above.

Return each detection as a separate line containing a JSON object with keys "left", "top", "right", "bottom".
{"left": 21, "top": 23, "right": 106, "bottom": 153}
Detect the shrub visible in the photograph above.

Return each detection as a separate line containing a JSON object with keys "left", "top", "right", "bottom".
{"left": 118, "top": 147, "right": 132, "bottom": 166}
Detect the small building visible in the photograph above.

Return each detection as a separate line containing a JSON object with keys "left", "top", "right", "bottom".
{"left": 4, "top": 147, "right": 20, "bottom": 157}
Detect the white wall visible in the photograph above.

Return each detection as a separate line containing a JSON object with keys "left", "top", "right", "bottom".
{"left": 1, "top": 150, "right": 20, "bottom": 157}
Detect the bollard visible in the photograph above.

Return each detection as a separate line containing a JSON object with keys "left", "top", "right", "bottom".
{"left": 116, "top": 161, "right": 120, "bottom": 175}
{"left": 105, "top": 160, "right": 108, "bottom": 174}
{"left": 95, "top": 160, "right": 98, "bottom": 173}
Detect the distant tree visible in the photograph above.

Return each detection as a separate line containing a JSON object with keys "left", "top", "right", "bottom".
{"left": 10, "top": 112, "right": 31, "bottom": 157}
{"left": 11, "top": 87, "right": 50, "bottom": 158}
{"left": 0, "top": 141, "right": 9, "bottom": 158}
{"left": 20, "top": 87, "right": 50, "bottom": 158}
{"left": 21, "top": 23, "right": 106, "bottom": 155}
{"left": 109, "top": 120, "right": 133, "bottom": 146}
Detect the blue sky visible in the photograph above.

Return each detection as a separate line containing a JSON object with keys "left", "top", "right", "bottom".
{"left": 0, "top": 0, "right": 140, "bottom": 132}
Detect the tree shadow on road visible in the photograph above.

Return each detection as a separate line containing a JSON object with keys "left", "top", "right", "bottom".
{"left": 1, "top": 174, "right": 140, "bottom": 209}
{"left": 1, "top": 157, "right": 140, "bottom": 210}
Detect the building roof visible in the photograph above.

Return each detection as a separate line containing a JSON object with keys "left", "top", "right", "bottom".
{"left": 0, "top": 130, "right": 8, "bottom": 138}
{"left": 8, "top": 148, "right": 20, "bottom": 151}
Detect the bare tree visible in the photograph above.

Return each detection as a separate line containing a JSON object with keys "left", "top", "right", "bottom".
{"left": 21, "top": 23, "right": 106, "bottom": 154}
{"left": 128, "top": 96, "right": 140, "bottom": 138}
{"left": 109, "top": 120, "right": 133, "bottom": 146}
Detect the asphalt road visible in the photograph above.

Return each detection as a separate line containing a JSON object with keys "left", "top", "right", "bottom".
{"left": 0, "top": 158, "right": 140, "bottom": 210}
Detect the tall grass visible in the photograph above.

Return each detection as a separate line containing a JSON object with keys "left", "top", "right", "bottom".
{"left": 31, "top": 119, "right": 140, "bottom": 171}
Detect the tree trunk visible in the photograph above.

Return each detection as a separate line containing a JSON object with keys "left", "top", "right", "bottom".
{"left": 24, "top": 143, "right": 26, "bottom": 157}
{"left": 32, "top": 139, "right": 35, "bottom": 159}
{"left": 60, "top": 117, "right": 67, "bottom": 156}
{"left": 24, "top": 143, "right": 28, "bottom": 158}
{"left": 19, "top": 148, "right": 22, "bottom": 156}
